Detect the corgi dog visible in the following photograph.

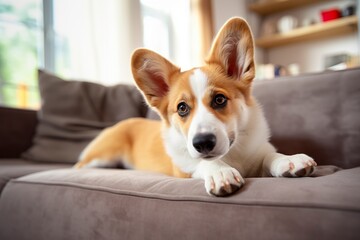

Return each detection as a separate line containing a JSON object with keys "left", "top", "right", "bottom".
{"left": 74, "top": 17, "right": 317, "bottom": 196}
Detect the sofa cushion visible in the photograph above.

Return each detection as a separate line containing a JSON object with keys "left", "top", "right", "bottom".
{"left": 0, "top": 166, "right": 359, "bottom": 240}
{"left": 0, "top": 159, "right": 71, "bottom": 193}
{"left": 22, "top": 70, "right": 148, "bottom": 164}
{"left": 253, "top": 68, "right": 360, "bottom": 168}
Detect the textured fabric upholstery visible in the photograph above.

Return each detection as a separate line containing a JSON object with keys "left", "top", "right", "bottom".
{"left": 0, "top": 166, "right": 359, "bottom": 240}
{"left": 0, "top": 159, "right": 70, "bottom": 193}
{"left": 254, "top": 68, "right": 360, "bottom": 168}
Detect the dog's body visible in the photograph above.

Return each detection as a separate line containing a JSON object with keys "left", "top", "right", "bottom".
{"left": 75, "top": 18, "right": 317, "bottom": 196}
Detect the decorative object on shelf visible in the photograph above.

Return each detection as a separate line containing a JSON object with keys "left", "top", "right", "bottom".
{"left": 261, "top": 19, "right": 277, "bottom": 36}
{"left": 321, "top": 8, "right": 341, "bottom": 22}
{"left": 287, "top": 63, "right": 300, "bottom": 76}
{"left": 342, "top": 5, "right": 356, "bottom": 17}
{"left": 277, "top": 15, "right": 298, "bottom": 33}
{"left": 275, "top": 65, "right": 287, "bottom": 77}
{"left": 256, "top": 64, "right": 275, "bottom": 80}
{"left": 324, "top": 53, "right": 359, "bottom": 71}
{"left": 255, "top": 16, "right": 358, "bottom": 48}
{"left": 256, "top": 62, "right": 303, "bottom": 80}
{"left": 301, "top": 17, "right": 316, "bottom": 27}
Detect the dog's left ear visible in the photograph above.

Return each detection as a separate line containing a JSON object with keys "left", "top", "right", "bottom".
{"left": 131, "top": 48, "right": 180, "bottom": 111}
{"left": 206, "top": 17, "right": 255, "bottom": 86}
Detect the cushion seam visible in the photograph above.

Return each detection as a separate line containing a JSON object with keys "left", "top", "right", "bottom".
{"left": 8, "top": 179, "right": 360, "bottom": 212}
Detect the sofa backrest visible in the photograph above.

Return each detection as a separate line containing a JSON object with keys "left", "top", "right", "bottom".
{"left": 22, "top": 70, "right": 149, "bottom": 164}
{"left": 253, "top": 68, "right": 360, "bottom": 169}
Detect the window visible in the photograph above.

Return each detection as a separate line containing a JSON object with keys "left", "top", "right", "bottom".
{"left": 0, "top": 0, "right": 194, "bottom": 109}
{"left": 140, "top": 0, "right": 193, "bottom": 70}
{"left": 0, "top": 0, "right": 126, "bottom": 109}
{"left": 0, "top": 0, "right": 43, "bottom": 109}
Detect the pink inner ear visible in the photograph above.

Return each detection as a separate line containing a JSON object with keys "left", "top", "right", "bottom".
{"left": 227, "top": 50, "right": 239, "bottom": 77}
{"left": 221, "top": 33, "right": 243, "bottom": 78}
{"left": 144, "top": 68, "right": 169, "bottom": 97}
{"left": 151, "top": 74, "right": 169, "bottom": 97}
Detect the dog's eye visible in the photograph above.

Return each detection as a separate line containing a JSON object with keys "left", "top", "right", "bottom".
{"left": 212, "top": 94, "right": 227, "bottom": 109}
{"left": 177, "top": 102, "right": 190, "bottom": 117}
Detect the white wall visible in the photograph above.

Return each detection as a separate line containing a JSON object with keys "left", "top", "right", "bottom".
{"left": 211, "top": 0, "right": 264, "bottom": 64}
{"left": 212, "top": 0, "right": 249, "bottom": 32}
{"left": 211, "top": 0, "right": 359, "bottom": 74}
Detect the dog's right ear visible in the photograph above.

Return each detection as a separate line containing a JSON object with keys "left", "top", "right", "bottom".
{"left": 131, "top": 49, "right": 180, "bottom": 111}
{"left": 206, "top": 17, "right": 255, "bottom": 87}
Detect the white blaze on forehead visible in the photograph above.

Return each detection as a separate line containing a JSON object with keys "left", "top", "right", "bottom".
{"left": 189, "top": 68, "right": 213, "bottom": 129}
{"left": 189, "top": 68, "right": 211, "bottom": 133}
{"left": 189, "top": 68, "right": 213, "bottom": 132}
{"left": 190, "top": 68, "right": 208, "bottom": 100}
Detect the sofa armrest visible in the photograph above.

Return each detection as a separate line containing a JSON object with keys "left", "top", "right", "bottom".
{"left": 0, "top": 106, "right": 38, "bottom": 158}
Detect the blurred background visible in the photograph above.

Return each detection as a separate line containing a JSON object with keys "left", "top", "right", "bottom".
{"left": 0, "top": 0, "right": 359, "bottom": 109}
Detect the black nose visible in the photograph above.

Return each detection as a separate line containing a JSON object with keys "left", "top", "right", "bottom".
{"left": 193, "top": 133, "right": 216, "bottom": 154}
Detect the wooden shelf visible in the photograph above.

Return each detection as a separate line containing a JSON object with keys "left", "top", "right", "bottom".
{"left": 255, "top": 16, "right": 358, "bottom": 48}
{"left": 249, "top": 0, "right": 330, "bottom": 15}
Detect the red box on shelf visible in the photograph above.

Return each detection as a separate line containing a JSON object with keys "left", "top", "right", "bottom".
{"left": 321, "top": 8, "right": 341, "bottom": 22}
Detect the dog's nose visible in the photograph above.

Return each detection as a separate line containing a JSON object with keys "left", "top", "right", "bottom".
{"left": 193, "top": 133, "right": 216, "bottom": 154}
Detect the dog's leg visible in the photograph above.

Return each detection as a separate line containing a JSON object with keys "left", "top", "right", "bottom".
{"left": 73, "top": 124, "right": 131, "bottom": 169}
{"left": 73, "top": 142, "right": 125, "bottom": 169}
{"left": 74, "top": 158, "right": 122, "bottom": 169}
{"left": 192, "top": 159, "right": 244, "bottom": 196}
{"left": 263, "top": 143, "right": 317, "bottom": 177}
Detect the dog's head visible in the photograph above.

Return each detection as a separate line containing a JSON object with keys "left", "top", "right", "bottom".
{"left": 131, "top": 17, "right": 255, "bottom": 160}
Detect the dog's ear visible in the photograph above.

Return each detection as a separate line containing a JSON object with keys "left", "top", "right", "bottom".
{"left": 131, "top": 49, "right": 180, "bottom": 109}
{"left": 206, "top": 17, "right": 255, "bottom": 86}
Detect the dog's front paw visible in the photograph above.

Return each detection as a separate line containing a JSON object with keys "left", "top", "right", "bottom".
{"left": 272, "top": 154, "right": 317, "bottom": 177}
{"left": 203, "top": 167, "right": 244, "bottom": 197}
{"left": 193, "top": 160, "right": 245, "bottom": 196}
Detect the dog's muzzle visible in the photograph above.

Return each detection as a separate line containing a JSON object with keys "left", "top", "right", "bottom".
{"left": 192, "top": 133, "right": 216, "bottom": 156}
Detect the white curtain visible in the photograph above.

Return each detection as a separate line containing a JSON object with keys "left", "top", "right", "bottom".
{"left": 53, "top": 0, "right": 143, "bottom": 85}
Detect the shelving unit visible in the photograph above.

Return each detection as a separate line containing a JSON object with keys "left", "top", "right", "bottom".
{"left": 256, "top": 15, "right": 358, "bottom": 48}
{"left": 248, "top": 0, "right": 359, "bottom": 77}
{"left": 249, "top": 0, "right": 329, "bottom": 15}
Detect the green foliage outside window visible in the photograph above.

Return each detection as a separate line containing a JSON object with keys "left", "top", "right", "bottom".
{"left": 0, "top": 0, "right": 42, "bottom": 109}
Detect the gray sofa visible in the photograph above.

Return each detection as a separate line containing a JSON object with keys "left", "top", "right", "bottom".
{"left": 0, "top": 68, "right": 359, "bottom": 240}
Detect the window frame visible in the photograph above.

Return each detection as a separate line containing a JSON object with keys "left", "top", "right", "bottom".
{"left": 140, "top": 3, "right": 175, "bottom": 60}
{"left": 43, "top": 0, "right": 55, "bottom": 73}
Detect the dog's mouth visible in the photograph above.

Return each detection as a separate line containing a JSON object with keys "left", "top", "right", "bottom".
{"left": 229, "top": 139, "right": 235, "bottom": 147}
{"left": 202, "top": 154, "right": 218, "bottom": 160}
{"left": 229, "top": 131, "right": 235, "bottom": 147}
{"left": 195, "top": 155, "right": 221, "bottom": 161}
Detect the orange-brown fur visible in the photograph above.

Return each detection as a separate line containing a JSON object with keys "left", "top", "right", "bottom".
{"left": 74, "top": 118, "right": 190, "bottom": 178}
